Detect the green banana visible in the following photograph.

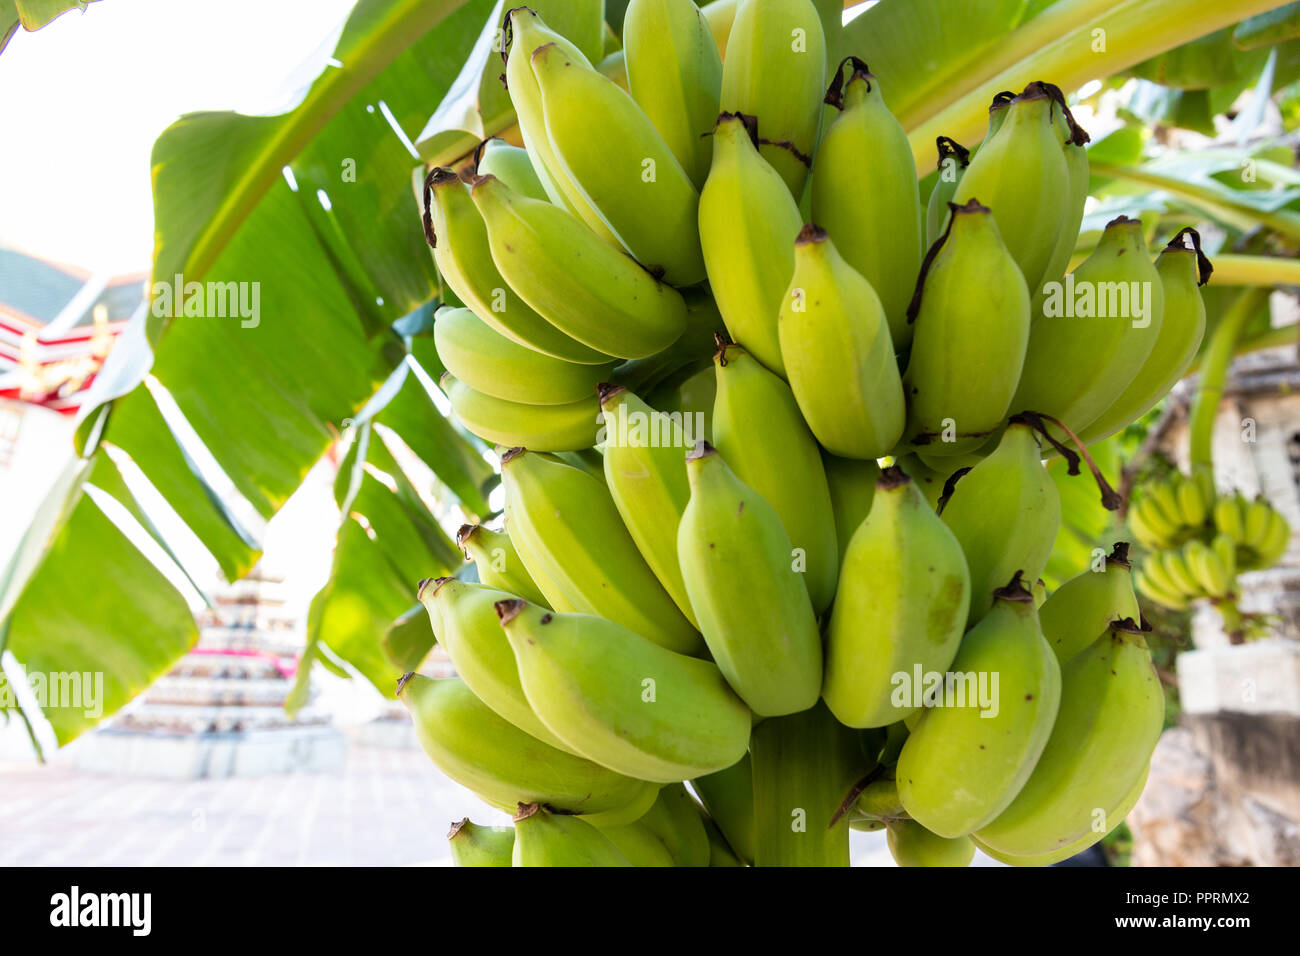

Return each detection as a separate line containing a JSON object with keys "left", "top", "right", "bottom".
{"left": 1243, "top": 496, "right": 1275, "bottom": 551}
{"left": 1183, "top": 539, "right": 1226, "bottom": 597}
{"left": 457, "top": 524, "right": 549, "bottom": 608}
{"left": 498, "top": 599, "right": 752, "bottom": 784}
{"left": 442, "top": 372, "right": 599, "bottom": 452}
{"left": 823, "top": 466, "right": 971, "bottom": 729}
{"left": 811, "top": 57, "right": 922, "bottom": 343}
{"left": 901, "top": 199, "right": 1031, "bottom": 457}
{"left": 397, "top": 674, "right": 657, "bottom": 825}
{"left": 434, "top": 306, "right": 617, "bottom": 405}
{"left": 636, "top": 782, "right": 711, "bottom": 866}
{"left": 511, "top": 803, "right": 633, "bottom": 866}
{"left": 1214, "top": 492, "right": 1247, "bottom": 541}
{"left": 718, "top": 0, "right": 826, "bottom": 198}
{"left": 1176, "top": 473, "right": 1210, "bottom": 528}
{"left": 976, "top": 765, "right": 1148, "bottom": 867}
{"left": 698, "top": 112, "right": 802, "bottom": 376}
{"left": 701, "top": 0, "right": 740, "bottom": 57}
{"left": 1036, "top": 84, "right": 1091, "bottom": 291}
{"left": 974, "top": 619, "right": 1165, "bottom": 857}
{"left": 691, "top": 753, "right": 756, "bottom": 865}
{"left": 420, "top": 577, "right": 575, "bottom": 753}
{"left": 924, "top": 137, "right": 970, "bottom": 249}
{"left": 1135, "top": 565, "right": 1189, "bottom": 611}
{"left": 501, "top": 448, "right": 701, "bottom": 655}
{"left": 447, "top": 818, "right": 514, "bottom": 867}
{"left": 711, "top": 341, "right": 838, "bottom": 612}
{"left": 1127, "top": 497, "right": 1171, "bottom": 551}
{"left": 892, "top": 453, "right": 951, "bottom": 510}
{"left": 1078, "top": 228, "right": 1211, "bottom": 444}
{"left": 677, "top": 441, "right": 823, "bottom": 716}
{"left": 1012, "top": 216, "right": 1165, "bottom": 438}
{"left": 599, "top": 818, "right": 676, "bottom": 866}
{"left": 1255, "top": 509, "right": 1292, "bottom": 568}
{"left": 778, "top": 224, "right": 906, "bottom": 460}
{"left": 896, "top": 575, "right": 1062, "bottom": 838}
{"left": 424, "top": 168, "right": 610, "bottom": 364}
{"left": 822, "top": 452, "right": 879, "bottom": 566}
{"left": 470, "top": 174, "right": 686, "bottom": 359}
{"left": 952, "top": 82, "right": 1069, "bottom": 294}
{"left": 474, "top": 137, "right": 548, "bottom": 201}
{"left": 1212, "top": 532, "right": 1238, "bottom": 583}
{"left": 531, "top": 40, "right": 706, "bottom": 286}
{"left": 939, "top": 419, "right": 1062, "bottom": 625}
{"left": 503, "top": 7, "right": 617, "bottom": 237}
{"left": 1038, "top": 542, "right": 1140, "bottom": 664}
{"left": 623, "top": 0, "right": 723, "bottom": 189}
{"left": 704, "top": 816, "right": 746, "bottom": 866}
{"left": 886, "top": 820, "right": 975, "bottom": 867}
{"left": 598, "top": 385, "right": 699, "bottom": 628}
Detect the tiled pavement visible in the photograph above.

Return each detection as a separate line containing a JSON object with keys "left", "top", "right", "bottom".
{"left": 0, "top": 741, "right": 1001, "bottom": 866}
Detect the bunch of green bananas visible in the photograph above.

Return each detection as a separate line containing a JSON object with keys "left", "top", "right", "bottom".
{"left": 401, "top": 0, "right": 1206, "bottom": 867}
{"left": 1132, "top": 470, "right": 1292, "bottom": 610}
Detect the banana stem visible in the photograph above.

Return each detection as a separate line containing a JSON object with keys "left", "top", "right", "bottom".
{"left": 1204, "top": 254, "right": 1300, "bottom": 287}
{"left": 903, "top": 0, "right": 1295, "bottom": 165}
{"left": 1188, "top": 287, "right": 1271, "bottom": 471}
{"left": 1089, "top": 162, "right": 1300, "bottom": 242}
{"left": 750, "top": 703, "right": 861, "bottom": 867}
{"left": 1184, "top": 323, "right": 1298, "bottom": 375}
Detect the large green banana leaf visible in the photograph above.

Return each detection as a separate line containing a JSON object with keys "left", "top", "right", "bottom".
{"left": 0, "top": 0, "right": 101, "bottom": 54}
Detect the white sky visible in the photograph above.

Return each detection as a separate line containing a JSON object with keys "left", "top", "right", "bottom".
{"left": 0, "top": 0, "right": 358, "bottom": 274}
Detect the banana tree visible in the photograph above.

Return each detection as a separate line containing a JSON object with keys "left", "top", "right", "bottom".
{"left": 3, "top": 0, "right": 1298, "bottom": 761}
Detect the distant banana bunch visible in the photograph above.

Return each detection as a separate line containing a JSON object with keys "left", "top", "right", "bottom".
{"left": 1131, "top": 470, "right": 1292, "bottom": 610}
{"left": 401, "top": 0, "right": 1212, "bottom": 867}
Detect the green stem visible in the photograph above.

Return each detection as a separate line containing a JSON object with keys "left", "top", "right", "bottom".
{"left": 905, "top": 0, "right": 1296, "bottom": 165}
{"left": 1188, "top": 288, "right": 1271, "bottom": 470}
{"left": 1185, "top": 323, "right": 1298, "bottom": 375}
{"left": 750, "top": 703, "right": 862, "bottom": 867}
{"left": 1205, "top": 254, "right": 1300, "bottom": 287}
{"left": 1089, "top": 162, "right": 1300, "bottom": 241}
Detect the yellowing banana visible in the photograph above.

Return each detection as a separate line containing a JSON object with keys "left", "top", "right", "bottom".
{"left": 511, "top": 803, "right": 634, "bottom": 866}
{"left": 822, "top": 452, "right": 879, "bottom": 565}
{"left": 902, "top": 199, "right": 1030, "bottom": 458}
{"left": 501, "top": 448, "right": 701, "bottom": 655}
{"left": 1038, "top": 542, "right": 1140, "bottom": 664}
{"left": 698, "top": 112, "right": 803, "bottom": 376}
{"left": 952, "top": 83, "right": 1069, "bottom": 294}
{"left": 447, "top": 818, "right": 515, "bottom": 867}
{"left": 778, "top": 224, "right": 905, "bottom": 460}
{"left": 939, "top": 419, "right": 1061, "bottom": 626}
{"left": 924, "top": 137, "right": 970, "bottom": 250}
{"left": 397, "top": 674, "right": 658, "bottom": 826}
{"left": 677, "top": 441, "right": 822, "bottom": 716}
{"left": 1078, "top": 228, "right": 1210, "bottom": 444}
{"left": 811, "top": 57, "right": 921, "bottom": 344}
{"left": 457, "top": 523, "right": 550, "bottom": 608}
{"left": 434, "top": 306, "right": 617, "bottom": 405}
{"left": 474, "top": 137, "right": 548, "bottom": 201}
{"left": 421, "top": 577, "right": 576, "bottom": 753}
{"left": 823, "top": 466, "right": 971, "bottom": 729}
{"left": 712, "top": 341, "right": 838, "bottom": 612}
{"left": 442, "top": 372, "right": 599, "bottom": 452}
{"left": 424, "top": 168, "right": 611, "bottom": 364}
{"left": 532, "top": 40, "right": 706, "bottom": 286}
{"left": 886, "top": 820, "right": 975, "bottom": 867}
{"left": 623, "top": 0, "right": 723, "bottom": 189}
{"left": 897, "top": 576, "right": 1062, "bottom": 838}
{"left": 470, "top": 174, "right": 687, "bottom": 359}
{"left": 599, "top": 385, "right": 699, "bottom": 628}
{"left": 974, "top": 620, "right": 1164, "bottom": 858}
{"left": 719, "top": 0, "right": 826, "bottom": 198}
{"left": 1011, "top": 216, "right": 1165, "bottom": 438}
{"left": 498, "top": 599, "right": 752, "bottom": 783}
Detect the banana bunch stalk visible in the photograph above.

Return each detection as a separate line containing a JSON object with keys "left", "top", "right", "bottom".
{"left": 405, "top": 2, "right": 1214, "bottom": 866}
